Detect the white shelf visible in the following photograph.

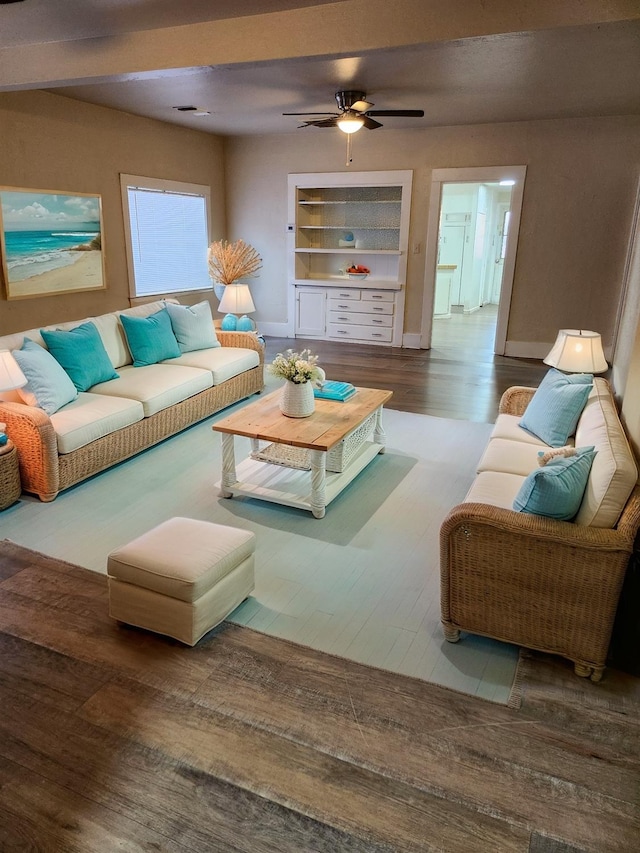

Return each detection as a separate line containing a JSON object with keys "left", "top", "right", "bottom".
{"left": 298, "top": 200, "right": 401, "bottom": 206}
{"left": 298, "top": 225, "right": 400, "bottom": 231}
{"left": 294, "top": 248, "right": 402, "bottom": 255}
{"left": 294, "top": 277, "right": 401, "bottom": 289}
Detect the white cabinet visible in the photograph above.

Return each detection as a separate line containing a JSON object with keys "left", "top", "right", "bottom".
{"left": 288, "top": 170, "right": 412, "bottom": 347}
{"left": 296, "top": 287, "right": 326, "bottom": 337}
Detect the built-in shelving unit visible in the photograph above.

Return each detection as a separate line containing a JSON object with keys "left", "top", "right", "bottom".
{"left": 287, "top": 170, "right": 413, "bottom": 346}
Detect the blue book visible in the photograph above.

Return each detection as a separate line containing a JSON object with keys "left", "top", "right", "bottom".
{"left": 314, "top": 380, "right": 356, "bottom": 401}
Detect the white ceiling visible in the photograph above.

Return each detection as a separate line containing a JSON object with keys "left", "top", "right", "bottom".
{"left": 0, "top": 0, "right": 639, "bottom": 136}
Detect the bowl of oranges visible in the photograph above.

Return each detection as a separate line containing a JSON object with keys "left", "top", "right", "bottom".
{"left": 346, "top": 264, "right": 370, "bottom": 280}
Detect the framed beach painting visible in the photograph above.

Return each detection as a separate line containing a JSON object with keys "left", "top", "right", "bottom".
{"left": 0, "top": 187, "right": 106, "bottom": 300}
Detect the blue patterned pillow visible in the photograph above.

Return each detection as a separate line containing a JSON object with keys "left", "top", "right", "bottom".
{"left": 513, "top": 446, "right": 596, "bottom": 521}
{"left": 519, "top": 368, "right": 593, "bottom": 447}
{"left": 120, "top": 308, "right": 181, "bottom": 367}
{"left": 41, "top": 321, "right": 119, "bottom": 392}
{"left": 13, "top": 338, "right": 78, "bottom": 415}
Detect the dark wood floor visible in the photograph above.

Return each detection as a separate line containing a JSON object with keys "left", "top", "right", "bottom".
{"left": 1, "top": 542, "right": 639, "bottom": 853}
{"left": 265, "top": 308, "right": 549, "bottom": 421}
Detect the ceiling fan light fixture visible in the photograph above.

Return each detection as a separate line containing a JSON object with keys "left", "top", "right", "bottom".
{"left": 337, "top": 111, "right": 365, "bottom": 134}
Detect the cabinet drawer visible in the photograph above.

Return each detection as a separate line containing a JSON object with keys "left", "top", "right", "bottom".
{"left": 361, "top": 290, "right": 395, "bottom": 303}
{"left": 328, "top": 298, "right": 393, "bottom": 315}
{"left": 332, "top": 288, "right": 361, "bottom": 300}
{"left": 328, "top": 310, "right": 393, "bottom": 327}
{"left": 327, "top": 323, "right": 393, "bottom": 343}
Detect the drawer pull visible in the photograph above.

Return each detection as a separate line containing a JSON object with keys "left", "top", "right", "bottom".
{"left": 337, "top": 330, "right": 348, "bottom": 334}
{"left": 371, "top": 295, "right": 383, "bottom": 299}
{"left": 372, "top": 319, "right": 383, "bottom": 324}
{"left": 337, "top": 304, "right": 349, "bottom": 308}
{"left": 337, "top": 316, "right": 349, "bottom": 321}
{"left": 372, "top": 333, "right": 383, "bottom": 337}
{"left": 373, "top": 307, "right": 384, "bottom": 311}
{"left": 338, "top": 292, "right": 351, "bottom": 297}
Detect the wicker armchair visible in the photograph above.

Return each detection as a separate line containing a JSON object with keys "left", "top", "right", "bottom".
{"left": 440, "top": 386, "right": 640, "bottom": 682}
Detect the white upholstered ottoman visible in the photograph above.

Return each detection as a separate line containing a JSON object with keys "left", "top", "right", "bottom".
{"left": 107, "top": 517, "right": 256, "bottom": 645}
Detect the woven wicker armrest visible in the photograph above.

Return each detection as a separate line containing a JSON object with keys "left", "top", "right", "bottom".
{"left": 0, "top": 401, "right": 59, "bottom": 501}
{"left": 498, "top": 386, "right": 536, "bottom": 416}
{"left": 441, "top": 499, "right": 640, "bottom": 552}
{"left": 216, "top": 330, "right": 265, "bottom": 364}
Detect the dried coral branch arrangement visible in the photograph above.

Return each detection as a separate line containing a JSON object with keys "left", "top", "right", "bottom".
{"left": 207, "top": 239, "right": 262, "bottom": 286}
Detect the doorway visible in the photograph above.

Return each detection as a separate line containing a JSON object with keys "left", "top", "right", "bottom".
{"left": 420, "top": 166, "right": 527, "bottom": 353}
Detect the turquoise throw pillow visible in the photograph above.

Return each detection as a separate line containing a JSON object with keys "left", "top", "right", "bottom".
{"left": 120, "top": 308, "right": 181, "bottom": 367}
{"left": 519, "top": 368, "right": 593, "bottom": 447}
{"left": 13, "top": 338, "right": 78, "bottom": 415}
{"left": 41, "top": 321, "right": 119, "bottom": 392}
{"left": 165, "top": 300, "right": 220, "bottom": 352}
{"left": 513, "top": 446, "right": 596, "bottom": 521}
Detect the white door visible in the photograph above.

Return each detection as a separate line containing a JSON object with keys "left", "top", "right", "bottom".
{"left": 439, "top": 225, "right": 466, "bottom": 305}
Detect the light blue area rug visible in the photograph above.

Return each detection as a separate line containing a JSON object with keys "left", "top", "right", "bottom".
{"left": 0, "top": 383, "right": 518, "bottom": 704}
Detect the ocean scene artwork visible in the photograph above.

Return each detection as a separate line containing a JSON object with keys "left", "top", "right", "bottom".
{"left": 0, "top": 188, "right": 105, "bottom": 299}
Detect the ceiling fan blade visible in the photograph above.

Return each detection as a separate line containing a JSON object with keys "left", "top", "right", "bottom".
{"left": 362, "top": 116, "right": 383, "bottom": 130}
{"left": 301, "top": 117, "right": 340, "bottom": 128}
{"left": 350, "top": 99, "right": 374, "bottom": 112}
{"left": 365, "top": 109, "right": 425, "bottom": 117}
{"left": 283, "top": 111, "right": 339, "bottom": 116}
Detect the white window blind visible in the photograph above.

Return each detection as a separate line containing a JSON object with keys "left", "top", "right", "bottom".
{"left": 123, "top": 178, "right": 211, "bottom": 297}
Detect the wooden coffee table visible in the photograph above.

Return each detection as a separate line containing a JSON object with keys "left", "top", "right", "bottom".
{"left": 212, "top": 386, "right": 392, "bottom": 518}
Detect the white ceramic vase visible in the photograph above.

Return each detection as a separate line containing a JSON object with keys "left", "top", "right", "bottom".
{"left": 280, "top": 380, "right": 315, "bottom": 418}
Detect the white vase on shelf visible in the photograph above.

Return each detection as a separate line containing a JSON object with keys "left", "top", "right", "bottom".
{"left": 280, "top": 380, "right": 315, "bottom": 418}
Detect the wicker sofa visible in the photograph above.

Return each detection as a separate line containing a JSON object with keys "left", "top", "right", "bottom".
{"left": 440, "top": 377, "right": 640, "bottom": 681}
{"left": 0, "top": 299, "right": 264, "bottom": 501}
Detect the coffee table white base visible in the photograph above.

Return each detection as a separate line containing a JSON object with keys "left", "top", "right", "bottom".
{"left": 217, "top": 437, "right": 384, "bottom": 518}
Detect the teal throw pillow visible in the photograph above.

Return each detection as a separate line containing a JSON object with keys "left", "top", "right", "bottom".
{"left": 519, "top": 368, "right": 593, "bottom": 447}
{"left": 165, "top": 300, "right": 220, "bottom": 352}
{"left": 120, "top": 308, "right": 181, "bottom": 367}
{"left": 513, "top": 446, "right": 596, "bottom": 521}
{"left": 41, "top": 321, "right": 119, "bottom": 392}
{"left": 13, "top": 338, "right": 78, "bottom": 415}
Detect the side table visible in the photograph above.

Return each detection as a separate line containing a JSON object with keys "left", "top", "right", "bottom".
{"left": 0, "top": 440, "right": 21, "bottom": 510}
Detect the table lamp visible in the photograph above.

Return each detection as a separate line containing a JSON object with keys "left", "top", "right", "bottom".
{"left": 543, "top": 330, "right": 608, "bottom": 374}
{"left": 0, "top": 349, "right": 27, "bottom": 392}
{"left": 218, "top": 283, "right": 256, "bottom": 331}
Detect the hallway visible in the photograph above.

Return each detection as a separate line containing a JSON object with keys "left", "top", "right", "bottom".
{"left": 431, "top": 304, "right": 499, "bottom": 360}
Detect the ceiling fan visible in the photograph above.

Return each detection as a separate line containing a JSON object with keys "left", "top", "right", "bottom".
{"left": 283, "top": 90, "right": 424, "bottom": 133}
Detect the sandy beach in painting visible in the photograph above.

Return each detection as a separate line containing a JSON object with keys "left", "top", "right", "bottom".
{"left": 6, "top": 251, "right": 104, "bottom": 298}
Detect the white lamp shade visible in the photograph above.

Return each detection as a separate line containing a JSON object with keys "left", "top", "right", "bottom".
{"left": 0, "top": 349, "right": 27, "bottom": 391}
{"left": 217, "top": 283, "right": 256, "bottom": 315}
{"left": 544, "top": 330, "right": 608, "bottom": 374}
{"left": 337, "top": 112, "right": 365, "bottom": 134}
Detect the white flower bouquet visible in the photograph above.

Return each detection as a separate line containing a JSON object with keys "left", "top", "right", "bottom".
{"left": 268, "top": 349, "right": 322, "bottom": 385}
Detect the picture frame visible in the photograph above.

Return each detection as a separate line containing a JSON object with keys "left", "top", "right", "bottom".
{"left": 0, "top": 186, "right": 106, "bottom": 300}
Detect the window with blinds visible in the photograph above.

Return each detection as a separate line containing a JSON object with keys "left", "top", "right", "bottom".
{"left": 120, "top": 175, "right": 212, "bottom": 297}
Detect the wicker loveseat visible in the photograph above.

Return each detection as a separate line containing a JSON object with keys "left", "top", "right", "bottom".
{"left": 440, "top": 377, "right": 640, "bottom": 681}
{"left": 0, "top": 299, "right": 264, "bottom": 501}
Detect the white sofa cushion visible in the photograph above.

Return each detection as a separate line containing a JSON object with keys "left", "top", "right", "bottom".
{"left": 574, "top": 379, "right": 638, "bottom": 528}
{"left": 491, "top": 414, "right": 576, "bottom": 448}
{"left": 91, "top": 363, "right": 212, "bottom": 417}
{"left": 50, "top": 392, "right": 144, "bottom": 454}
{"left": 464, "top": 471, "right": 525, "bottom": 510}
{"left": 477, "top": 437, "right": 549, "bottom": 477}
{"left": 91, "top": 312, "right": 131, "bottom": 370}
{"left": 162, "top": 347, "right": 260, "bottom": 385}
